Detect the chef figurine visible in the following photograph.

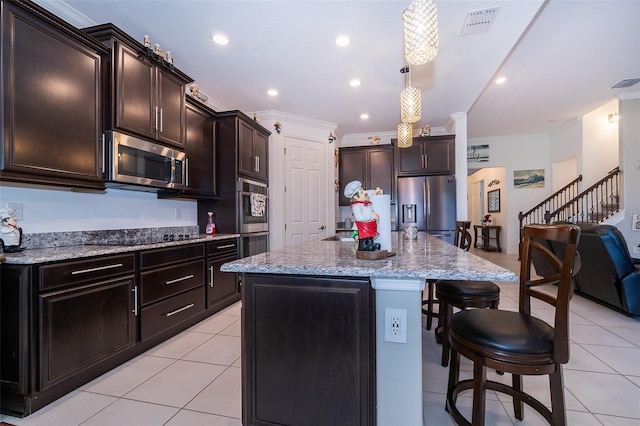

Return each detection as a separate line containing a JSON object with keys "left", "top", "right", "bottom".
{"left": 344, "top": 180, "right": 381, "bottom": 252}
{"left": 0, "top": 207, "right": 23, "bottom": 252}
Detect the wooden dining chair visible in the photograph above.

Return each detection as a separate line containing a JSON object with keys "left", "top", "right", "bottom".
{"left": 445, "top": 223, "right": 581, "bottom": 425}
{"left": 425, "top": 220, "right": 501, "bottom": 367}
{"left": 422, "top": 221, "right": 474, "bottom": 330}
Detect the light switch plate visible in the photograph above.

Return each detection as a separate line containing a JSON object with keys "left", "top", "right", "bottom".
{"left": 632, "top": 214, "right": 640, "bottom": 231}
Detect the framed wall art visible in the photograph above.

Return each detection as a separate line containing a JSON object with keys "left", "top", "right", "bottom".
{"left": 514, "top": 169, "right": 545, "bottom": 188}
{"left": 487, "top": 189, "right": 501, "bottom": 213}
{"left": 467, "top": 144, "right": 489, "bottom": 163}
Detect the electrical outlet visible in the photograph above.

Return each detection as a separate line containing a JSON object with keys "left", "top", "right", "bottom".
{"left": 385, "top": 308, "right": 407, "bottom": 343}
{"left": 7, "top": 203, "right": 23, "bottom": 221}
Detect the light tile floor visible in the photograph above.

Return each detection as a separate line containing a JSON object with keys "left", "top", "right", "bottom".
{"left": 2, "top": 249, "right": 639, "bottom": 425}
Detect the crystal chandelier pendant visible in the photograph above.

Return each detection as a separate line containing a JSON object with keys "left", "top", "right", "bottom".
{"left": 397, "top": 122, "right": 413, "bottom": 148}
{"left": 401, "top": 85, "right": 421, "bottom": 123}
{"left": 400, "top": 66, "right": 421, "bottom": 124}
{"left": 403, "top": 0, "right": 439, "bottom": 65}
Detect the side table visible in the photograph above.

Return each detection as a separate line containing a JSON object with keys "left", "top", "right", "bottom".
{"left": 473, "top": 225, "right": 501, "bottom": 252}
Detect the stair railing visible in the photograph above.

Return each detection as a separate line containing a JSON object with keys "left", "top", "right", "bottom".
{"left": 517, "top": 167, "right": 620, "bottom": 255}
{"left": 517, "top": 174, "right": 582, "bottom": 258}
{"left": 518, "top": 174, "right": 582, "bottom": 229}
{"left": 549, "top": 167, "right": 620, "bottom": 224}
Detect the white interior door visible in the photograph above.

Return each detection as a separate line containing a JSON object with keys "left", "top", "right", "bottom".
{"left": 285, "top": 136, "right": 327, "bottom": 246}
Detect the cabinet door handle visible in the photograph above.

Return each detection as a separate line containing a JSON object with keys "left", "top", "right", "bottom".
{"left": 166, "top": 303, "right": 195, "bottom": 317}
{"left": 132, "top": 286, "right": 138, "bottom": 316}
{"left": 154, "top": 106, "right": 159, "bottom": 131}
{"left": 165, "top": 274, "right": 194, "bottom": 285}
{"left": 424, "top": 154, "right": 428, "bottom": 169}
{"left": 71, "top": 263, "right": 124, "bottom": 275}
{"left": 159, "top": 108, "right": 163, "bottom": 133}
{"left": 101, "top": 133, "right": 105, "bottom": 174}
{"left": 217, "top": 244, "right": 236, "bottom": 250}
{"left": 209, "top": 265, "right": 214, "bottom": 287}
{"left": 254, "top": 156, "right": 259, "bottom": 172}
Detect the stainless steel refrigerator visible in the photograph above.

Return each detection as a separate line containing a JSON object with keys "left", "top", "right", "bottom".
{"left": 397, "top": 175, "right": 457, "bottom": 244}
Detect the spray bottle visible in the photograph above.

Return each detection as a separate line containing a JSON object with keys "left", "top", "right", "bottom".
{"left": 205, "top": 211, "right": 216, "bottom": 235}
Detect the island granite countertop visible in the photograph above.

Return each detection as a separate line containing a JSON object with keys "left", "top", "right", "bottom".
{"left": 2, "top": 234, "right": 239, "bottom": 265}
{"left": 222, "top": 232, "right": 518, "bottom": 282}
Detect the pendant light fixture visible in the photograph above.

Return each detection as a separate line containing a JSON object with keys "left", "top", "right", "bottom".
{"left": 400, "top": 66, "right": 421, "bottom": 124}
{"left": 403, "top": 0, "right": 439, "bottom": 65}
{"left": 397, "top": 122, "right": 413, "bottom": 148}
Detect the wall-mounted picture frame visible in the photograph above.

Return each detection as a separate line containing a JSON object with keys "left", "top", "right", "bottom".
{"left": 467, "top": 144, "right": 489, "bottom": 163}
{"left": 488, "top": 189, "right": 501, "bottom": 213}
{"left": 514, "top": 169, "right": 545, "bottom": 188}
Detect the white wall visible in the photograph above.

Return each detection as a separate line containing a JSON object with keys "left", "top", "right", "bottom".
{"left": 582, "top": 99, "right": 620, "bottom": 188}
{"left": 618, "top": 97, "right": 640, "bottom": 254}
{"left": 0, "top": 185, "right": 197, "bottom": 233}
{"left": 549, "top": 118, "right": 581, "bottom": 192}
{"left": 466, "top": 134, "right": 551, "bottom": 254}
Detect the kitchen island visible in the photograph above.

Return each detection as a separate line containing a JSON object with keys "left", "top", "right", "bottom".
{"left": 222, "top": 232, "right": 518, "bottom": 426}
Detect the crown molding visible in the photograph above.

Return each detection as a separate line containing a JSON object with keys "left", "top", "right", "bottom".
{"left": 32, "top": 0, "right": 97, "bottom": 28}
{"left": 252, "top": 110, "right": 341, "bottom": 136}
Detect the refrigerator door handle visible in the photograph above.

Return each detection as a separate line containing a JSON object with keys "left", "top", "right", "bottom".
{"left": 423, "top": 180, "right": 429, "bottom": 228}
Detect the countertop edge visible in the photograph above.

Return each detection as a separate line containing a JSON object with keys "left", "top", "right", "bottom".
{"left": 2, "top": 234, "right": 240, "bottom": 265}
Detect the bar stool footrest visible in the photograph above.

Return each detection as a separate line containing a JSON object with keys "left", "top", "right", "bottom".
{"left": 446, "top": 378, "right": 554, "bottom": 425}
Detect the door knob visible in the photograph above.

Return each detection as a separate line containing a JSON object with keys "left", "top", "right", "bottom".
{"left": 318, "top": 225, "right": 326, "bottom": 230}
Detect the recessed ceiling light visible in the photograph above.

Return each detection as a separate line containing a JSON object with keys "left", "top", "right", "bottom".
{"left": 495, "top": 76, "right": 507, "bottom": 84}
{"left": 350, "top": 79, "right": 361, "bottom": 87}
{"left": 335, "top": 35, "right": 351, "bottom": 47}
{"left": 267, "top": 89, "right": 279, "bottom": 96}
{"left": 211, "top": 33, "right": 229, "bottom": 45}
{"left": 360, "top": 113, "right": 369, "bottom": 119}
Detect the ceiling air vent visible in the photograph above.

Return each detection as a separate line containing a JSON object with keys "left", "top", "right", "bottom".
{"left": 461, "top": 7, "right": 500, "bottom": 36}
{"left": 610, "top": 78, "right": 640, "bottom": 89}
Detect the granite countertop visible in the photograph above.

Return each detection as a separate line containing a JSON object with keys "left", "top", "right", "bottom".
{"left": 221, "top": 232, "right": 519, "bottom": 282}
{"left": 2, "top": 234, "right": 239, "bottom": 265}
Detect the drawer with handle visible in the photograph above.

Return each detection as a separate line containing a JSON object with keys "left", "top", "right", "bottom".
{"left": 140, "top": 286, "right": 205, "bottom": 341}
{"left": 206, "top": 239, "right": 239, "bottom": 257}
{"left": 140, "top": 243, "right": 204, "bottom": 270}
{"left": 39, "top": 254, "right": 136, "bottom": 291}
{"left": 140, "top": 259, "right": 205, "bottom": 305}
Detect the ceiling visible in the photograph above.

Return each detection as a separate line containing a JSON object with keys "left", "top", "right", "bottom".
{"left": 37, "top": 0, "right": 640, "bottom": 139}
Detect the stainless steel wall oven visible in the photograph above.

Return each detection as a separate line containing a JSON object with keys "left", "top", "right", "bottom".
{"left": 237, "top": 178, "right": 269, "bottom": 257}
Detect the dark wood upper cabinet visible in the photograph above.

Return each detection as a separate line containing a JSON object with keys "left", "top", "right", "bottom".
{"left": 218, "top": 111, "right": 270, "bottom": 183}
{"left": 84, "top": 24, "right": 193, "bottom": 148}
{"left": 338, "top": 145, "right": 395, "bottom": 205}
{"left": 184, "top": 99, "right": 217, "bottom": 196}
{"left": 394, "top": 135, "right": 455, "bottom": 176}
{"left": 0, "top": 0, "right": 108, "bottom": 190}
{"left": 238, "top": 118, "right": 269, "bottom": 182}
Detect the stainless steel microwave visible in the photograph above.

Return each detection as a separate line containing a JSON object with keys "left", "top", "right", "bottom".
{"left": 104, "top": 131, "right": 187, "bottom": 191}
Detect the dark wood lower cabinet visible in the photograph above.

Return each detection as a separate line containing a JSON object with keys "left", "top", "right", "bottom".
{"left": 206, "top": 239, "right": 241, "bottom": 311}
{"left": 39, "top": 277, "right": 137, "bottom": 390}
{"left": 242, "top": 274, "right": 375, "bottom": 426}
{"left": 0, "top": 238, "right": 240, "bottom": 417}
